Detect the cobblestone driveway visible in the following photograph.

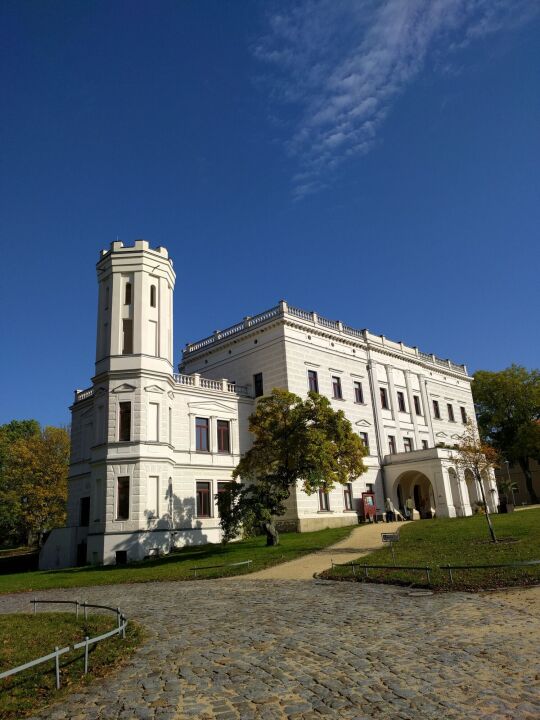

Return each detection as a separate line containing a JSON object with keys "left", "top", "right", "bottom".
{"left": 1, "top": 580, "right": 539, "bottom": 720}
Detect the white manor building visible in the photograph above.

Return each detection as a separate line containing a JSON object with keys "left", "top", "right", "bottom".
{"left": 40, "top": 240, "right": 498, "bottom": 569}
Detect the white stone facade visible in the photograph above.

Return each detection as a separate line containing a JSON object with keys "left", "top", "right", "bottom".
{"left": 40, "top": 241, "right": 497, "bottom": 569}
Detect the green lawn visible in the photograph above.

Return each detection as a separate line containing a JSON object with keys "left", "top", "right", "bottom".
{"left": 0, "top": 525, "right": 354, "bottom": 595}
{"left": 0, "top": 612, "right": 142, "bottom": 719}
{"left": 322, "top": 509, "right": 540, "bottom": 591}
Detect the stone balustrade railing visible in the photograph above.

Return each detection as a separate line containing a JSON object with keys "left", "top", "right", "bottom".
{"left": 183, "top": 301, "right": 468, "bottom": 375}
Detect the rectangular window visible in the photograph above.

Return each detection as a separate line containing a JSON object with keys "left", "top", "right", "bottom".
{"left": 433, "top": 400, "right": 441, "bottom": 419}
{"left": 344, "top": 483, "right": 353, "bottom": 511}
{"left": 168, "top": 407, "right": 172, "bottom": 445}
{"left": 147, "top": 476, "right": 159, "bottom": 518}
{"left": 80, "top": 497, "right": 90, "bottom": 527}
{"left": 397, "top": 391, "right": 406, "bottom": 412}
{"left": 359, "top": 432, "right": 370, "bottom": 454}
{"left": 116, "top": 477, "right": 130, "bottom": 520}
{"left": 388, "top": 435, "right": 397, "bottom": 454}
{"left": 148, "top": 402, "right": 159, "bottom": 442}
{"left": 217, "top": 481, "right": 230, "bottom": 516}
{"left": 421, "top": 439, "right": 429, "bottom": 450}
{"left": 380, "top": 387, "right": 389, "bottom": 409}
{"left": 414, "top": 395, "right": 422, "bottom": 416}
{"left": 308, "top": 370, "right": 319, "bottom": 393}
{"left": 217, "top": 420, "right": 230, "bottom": 453}
{"left": 124, "top": 282, "right": 132, "bottom": 305}
{"left": 318, "top": 489, "right": 330, "bottom": 512}
{"left": 122, "top": 319, "right": 133, "bottom": 354}
{"left": 195, "top": 417, "right": 209, "bottom": 452}
{"left": 119, "top": 402, "right": 131, "bottom": 441}
{"left": 150, "top": 284, "right": 157, "bottom": 308}
{"left": 447, "top": 404, "right": 455, "bottom": 422}
{"left": 403, "top": 437, "right": 413, "bottom": 452}
{"left": 254, "top": 373, "right": 264, "bottom": 398}
{"left": 354, "top": 381, "right": 364, "bottom": 404}
{"left": 460, "top": 406, "right": 467, "bottom": 424}
{"left": 332, "top": 376, "right": 343, "bottom": 399}
{"left": 196, "top": 481, "right": 211, "bottom": 517}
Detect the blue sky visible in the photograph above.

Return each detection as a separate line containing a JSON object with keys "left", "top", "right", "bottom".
{"left": 1, "top": 0, "right": 539, "bottom": 427}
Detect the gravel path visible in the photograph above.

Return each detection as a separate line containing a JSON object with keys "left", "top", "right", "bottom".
{"left": 1, "top": 575, "right": 538, "bottom": 719}
{"left": 246, "top": 521, "right": 405, "bottom": 580}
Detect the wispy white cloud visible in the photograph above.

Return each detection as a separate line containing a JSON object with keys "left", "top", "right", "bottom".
{"left": 254, "top": 0, "right": 539, "bottom": 199}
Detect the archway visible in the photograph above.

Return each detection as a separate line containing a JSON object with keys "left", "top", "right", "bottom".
{"left": 394, "top": 470, "right": 436, "bottom": 519}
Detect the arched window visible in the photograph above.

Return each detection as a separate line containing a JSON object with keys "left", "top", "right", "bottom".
{"left": 150, "top": 284, "right": 156, "bottom": 308}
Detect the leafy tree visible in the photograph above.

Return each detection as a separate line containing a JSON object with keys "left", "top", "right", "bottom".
{"left": 473, "top": 365, "right": 540, "bottom": 503}
{"left": 0, "top": 424, "right": 69, "bottom": 547}
{"left": 451, "top": 420, "right": 500, "bottom": 542}
{"left": 217, "top": 388, "right": 368, "bottom": 546}
{"left": 0, "top": 420, "right": 41, "bottom": 546}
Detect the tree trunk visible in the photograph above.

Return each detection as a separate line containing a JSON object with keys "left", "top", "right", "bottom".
{"left": 476, "top": 471, "right": 497, "bottom": 543}
{"left": 518, "top": 458, "right": 539, "bottom": 504}
{"left": 262, "top": 521, "right": 279, "bottom": 546}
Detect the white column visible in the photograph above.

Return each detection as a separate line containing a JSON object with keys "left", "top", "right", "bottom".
{"left": 210, "top": 416, "right": 217, "bottom": 454}
{"left": 420, "top": 376, "right": 435, "bottom": 446}
{"left": 367, "top": 359, "right": 386, "bottom": 462}
{"left": 385, "top": 365, "right": 402, "bottom": 445}
{"left": 230, "top": 418, "right": 237, "bottom": 455}
{"left": 404, "top": 370, "right": 419, "bottom": 447}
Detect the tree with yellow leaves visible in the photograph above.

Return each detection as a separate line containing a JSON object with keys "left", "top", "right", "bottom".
{"left": 0, "top": 423, "right": 69, "bottom": 547}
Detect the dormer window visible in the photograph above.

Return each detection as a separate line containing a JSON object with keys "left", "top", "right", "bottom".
{"left": 150, "top": 285, "right": 156, "bottom": 308}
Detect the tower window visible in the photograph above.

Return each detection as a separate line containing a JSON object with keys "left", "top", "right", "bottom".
{"left": 122, "top": 319, "right": 133, "bottom": 354}
{"left": 124, "top": 282, "right": 132, "bottom": 305}
{"left": 119, "top": 402, "right": 131, "bottom": 441}
{"left": 150, "top": 284, "right": 156, "bottom": 307}
{"left": 116, "top": 477, "right": 130, "bottom": 520}
{"left": 104, "top": 286, "right": 109, "bottom": 310}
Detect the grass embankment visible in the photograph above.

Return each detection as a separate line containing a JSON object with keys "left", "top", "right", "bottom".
{"left": 0, "top": 525, "right": 354, "bottom": 595}
{"left": 0, "top": 612, "right": 142, "bottom": 719}
{"left": 322, "top": 509, "right": 540, "bottom": 591}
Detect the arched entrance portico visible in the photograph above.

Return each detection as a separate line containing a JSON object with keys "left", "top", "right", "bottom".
{"left": 394, "top": 470, "right": 436, "bottom": 519}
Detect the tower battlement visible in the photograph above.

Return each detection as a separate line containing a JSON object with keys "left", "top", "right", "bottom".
{"left": 99, "top": 239, "right": 171, "bottom": 262}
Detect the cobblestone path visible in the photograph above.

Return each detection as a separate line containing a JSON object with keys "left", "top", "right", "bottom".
{"left": 1, "top": 580, "right": 539, "bottom": 720}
